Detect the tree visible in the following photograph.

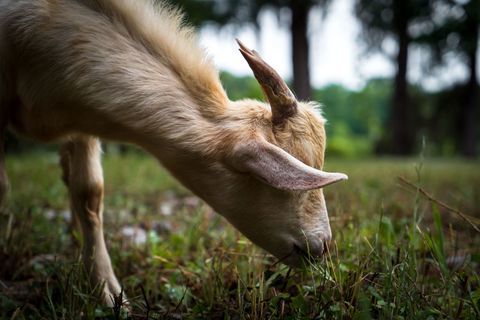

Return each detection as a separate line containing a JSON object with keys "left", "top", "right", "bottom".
{"left": 355, "top": 0, "right": 431, "bottom": 155}
{"left": 461, "top": 0, "right": 479, "bottom": 157}
{"left": 414, "top": 0, "right": 479, "bottom": 157}
{"left": 177, "top": 0, "right": 331, "bottom": 100}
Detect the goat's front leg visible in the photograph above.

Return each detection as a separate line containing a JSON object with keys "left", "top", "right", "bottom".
{"left": 60, "top": 137, "right": 123, "bottom": 306}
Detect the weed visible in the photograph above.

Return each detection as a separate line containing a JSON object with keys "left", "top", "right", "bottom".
{"left": 0, "top": 153, "right": 479, "bottom": 318}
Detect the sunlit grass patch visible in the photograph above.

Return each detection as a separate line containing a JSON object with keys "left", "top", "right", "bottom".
{"left": 1, "top": 152, "right": 479, "bottom": 318}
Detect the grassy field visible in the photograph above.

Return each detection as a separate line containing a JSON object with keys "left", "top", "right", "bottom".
{"left": 0, "top": 152, "right": 479, "bottom": 319}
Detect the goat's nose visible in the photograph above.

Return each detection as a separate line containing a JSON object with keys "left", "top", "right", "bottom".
{"left": 295, "top": 237, "right": 329, "bottom": 259}
{"left": 311, "top": 233, "right": 332, "bottom": 256}
{"left": 320, "top": 233, "right": 332, "bottom": 254}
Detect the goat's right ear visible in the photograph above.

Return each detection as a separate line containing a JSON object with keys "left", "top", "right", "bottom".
{"left": 229, "top": 140, "right": 348, "bottom": 191}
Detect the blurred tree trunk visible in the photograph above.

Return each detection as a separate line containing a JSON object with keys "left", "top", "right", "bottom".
{"left": 180, "top": 0, "right": 329, "bottom": 101}
{"left": 390, "top": 0, "right": 413, "bottom": 155}
{"left": 461, "top": 4, "right": 478, "bottom": 157}
{"left": 290, "top": 1, "right": 311, "bottom": 100}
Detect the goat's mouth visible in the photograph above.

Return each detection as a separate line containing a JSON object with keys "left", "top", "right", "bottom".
{"left": 273, "top": 243, "right": 323, "bottom": 268}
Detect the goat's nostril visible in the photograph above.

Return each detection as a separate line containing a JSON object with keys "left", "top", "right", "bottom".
{"left": 322, "top": 241, "right": 328, "bottom": 254}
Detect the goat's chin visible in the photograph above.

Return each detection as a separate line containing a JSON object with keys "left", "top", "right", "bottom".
{"left": 272, "top": 244, "right": 325, "bottom": 268}
{"left": 279, "top": 255, "right": 302, "bottom": 267}
{"left": 280, "top": 252, "right": 321, "bottom": 268}
{"left": 271, "top": 251, "right": 302, "bottom": 268}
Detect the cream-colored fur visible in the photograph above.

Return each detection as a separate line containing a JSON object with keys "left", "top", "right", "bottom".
{"left": 0, "top": 0, "right": 346, "bottom": 305}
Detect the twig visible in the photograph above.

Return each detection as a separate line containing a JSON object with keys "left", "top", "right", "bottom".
{"left": 139, "top": 285, "right": 151, "bottom": 319}
{"left": 398, "top": 176, "right": 480, "bottom": 233}
{"left": 173, "top": 288, "right": 187, "bottom": 313}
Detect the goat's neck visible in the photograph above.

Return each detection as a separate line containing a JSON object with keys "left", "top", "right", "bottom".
{"left": 123, "top": 97, "right": 237, "bottom": 207}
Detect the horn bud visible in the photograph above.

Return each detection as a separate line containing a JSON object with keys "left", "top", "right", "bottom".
{"left": 236, "top": 39, "right": 297, "bottom": 126}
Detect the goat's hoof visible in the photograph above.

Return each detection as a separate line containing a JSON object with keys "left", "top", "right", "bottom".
{"left": 105, "top": 286, "right": 130, "bottom": 313}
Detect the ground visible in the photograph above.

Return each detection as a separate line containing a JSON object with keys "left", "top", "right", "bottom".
{"left": 0, "top": 152, "right": 479, "bottom": 319}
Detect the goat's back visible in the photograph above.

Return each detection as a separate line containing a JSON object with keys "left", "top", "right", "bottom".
{"left": 0, "top": 0, "right": 225, "bottom": 142}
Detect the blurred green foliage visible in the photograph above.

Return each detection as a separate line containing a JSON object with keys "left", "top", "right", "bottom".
{"left": 314, "top": 80, "right": 391, "bottom": 157}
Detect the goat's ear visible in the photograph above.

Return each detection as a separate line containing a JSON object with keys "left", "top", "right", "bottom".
{"left": 230, "top": 140, "right": 348, "bottom": 191}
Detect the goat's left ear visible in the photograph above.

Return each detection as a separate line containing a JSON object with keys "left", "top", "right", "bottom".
{"left": 230, "top": 140, "right": 348, "bottom": 191}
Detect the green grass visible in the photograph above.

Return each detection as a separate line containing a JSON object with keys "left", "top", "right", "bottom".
{"left": 1, "top": 152, "right": 479, "bottom": 319}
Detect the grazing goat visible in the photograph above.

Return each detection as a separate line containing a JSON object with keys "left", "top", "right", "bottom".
{"left": 0, "top": 0, "right": 347, "bottom": 305}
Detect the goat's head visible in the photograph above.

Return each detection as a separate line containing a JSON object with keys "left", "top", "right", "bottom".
{"left": 215, "top": 41, "right": 348, "bottom": 267}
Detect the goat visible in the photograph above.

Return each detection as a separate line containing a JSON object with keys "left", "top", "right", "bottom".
{"left": 0, "top": 0, "right": 347, "bottom": 305}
